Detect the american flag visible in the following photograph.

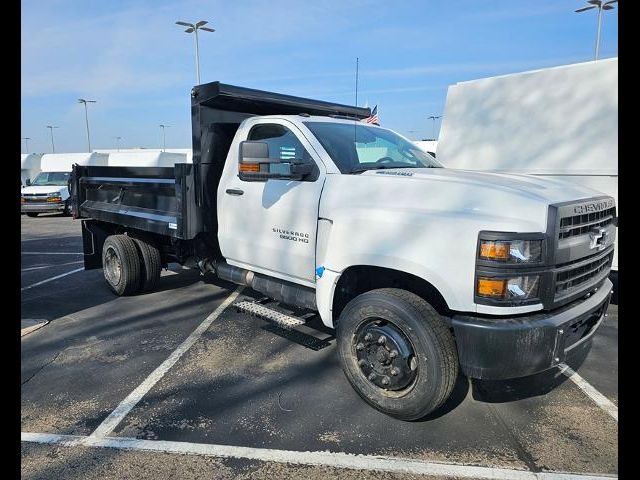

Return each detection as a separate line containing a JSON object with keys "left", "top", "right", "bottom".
{"left": 362, "top": 105, "right": 379, "bottom": 125}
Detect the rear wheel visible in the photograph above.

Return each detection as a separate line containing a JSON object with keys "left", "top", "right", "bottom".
{"left": 131, "top": 237, "right": 162, "bottom": 292}
{"left": 102, "top": 235, "right": 141, "bottom": 296}
{"left": 337, "top": 288, "right": 458, "bottom": 420}
{"left": 26, "top": 212, "right": 39, "bottom": 218}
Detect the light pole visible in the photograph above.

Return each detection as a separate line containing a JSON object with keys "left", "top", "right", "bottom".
{"left": 78, "top": 98, "right": 97, "bottom": 151}
{"left": 427, "top": 115, "right": 442, "bottom": 140}
{"left": 114, "top": 136, "right": 122, "bottom": 151}
{"left": 175, "top": 20, "right": 215, "bottom": 84}
{"left": 46, "top": 126, "right": 59, "bottom": 153}
{"left": 575, "top": 0, "right": 617, "bottom": 60}
{"left": 22, "top": 137, "right": 31, "bottom": 153}
{"left": 159, "top": 124, "right": 170, "bottom": 151}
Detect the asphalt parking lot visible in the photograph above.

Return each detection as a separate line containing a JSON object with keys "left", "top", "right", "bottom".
{"left": 21, "top": 213, "right": 619, "bottom": 479}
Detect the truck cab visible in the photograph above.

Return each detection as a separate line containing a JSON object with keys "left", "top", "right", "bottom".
{"left": 71, "top": 82, "right": 616, "bottom": 420}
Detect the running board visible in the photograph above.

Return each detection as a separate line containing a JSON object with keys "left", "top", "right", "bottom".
{"left": 233, "top": 300, "right": 306, "bottom": 329}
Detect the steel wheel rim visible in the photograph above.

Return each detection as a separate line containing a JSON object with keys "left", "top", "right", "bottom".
{"left": 104, "top": 246, "right": 122, "bottom": 286}
{"left": 353, "top": 318, "right": 418, "bottom": 392}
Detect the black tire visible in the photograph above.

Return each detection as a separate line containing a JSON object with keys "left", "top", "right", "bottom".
{"left": 102, "top": 235, "right": 141, "bottom": 296}
{"left": 62, "top": 200, "right": 72, "bottom": 216}
{"left": 131, "top": 237, "right": 162, "bottom": 292}
{"left": 26, "top": 212, "right": 39, "bottom": 218}
{"left": 336, "top": 288, "right": 458, "bottom": 420}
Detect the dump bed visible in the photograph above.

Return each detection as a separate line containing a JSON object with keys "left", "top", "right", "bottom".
{"left": 72, "top": 82, "right": 370, "bottom": 242}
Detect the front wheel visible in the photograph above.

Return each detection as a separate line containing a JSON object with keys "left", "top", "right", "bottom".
{"left": 336, "top": 288, "right": 458, "bottom": 420}
{"left": 26, "top": 212, "right": 39, "bottom": 218}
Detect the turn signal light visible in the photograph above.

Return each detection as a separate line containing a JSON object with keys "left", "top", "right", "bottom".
{"left": 239, "top": 163, "right": 260, "bottom": 173}
{"left": 479, "top": 241, "right": 510, "bottom": 260}
{"left": 477, "top": 278, "right": 506, "bottom": 298}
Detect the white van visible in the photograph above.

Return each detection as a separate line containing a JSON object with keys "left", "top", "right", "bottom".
{"left": 21, "top": 154, "right": 43, "bottom": 188}
{"left": 437, "top": 58, "right": 618, "bottom": 271}
{"left": 106, "top": 151, "right": 187, "bottom": 167}
{"left": 21, "top": 152, "right": 108, "bottom": 217}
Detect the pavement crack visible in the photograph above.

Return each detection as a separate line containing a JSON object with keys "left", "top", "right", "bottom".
{"left": 21, "top": 351, "right": 61, "bottom": 386}
{"left": 487, "top": 403, "right": 541, "bottom": 473}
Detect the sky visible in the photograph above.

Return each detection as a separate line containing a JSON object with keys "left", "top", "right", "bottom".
{"left": 21, "top": 0, "right": 618, "bottom": 154}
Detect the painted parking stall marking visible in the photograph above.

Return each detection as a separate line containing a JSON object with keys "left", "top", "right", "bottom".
{"left": 21, "top": 432, "right": 617, "bottom": 480}
{"left": 21, "top": 267, "right": 84, "bottom": 292}
{"left": 559, "top": 363, "right": 618, "bottom": 422}
{"left": 88, "top": 286, "right": 243, "bottom": 439}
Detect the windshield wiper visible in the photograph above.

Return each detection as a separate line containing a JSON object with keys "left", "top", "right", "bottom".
{"left": 347, "top": 165, "right": 416, "bottom": 174}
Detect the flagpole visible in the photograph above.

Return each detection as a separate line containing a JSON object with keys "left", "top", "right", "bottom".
{"left": 355, "top": 57, "right": 359, "bottom": 107}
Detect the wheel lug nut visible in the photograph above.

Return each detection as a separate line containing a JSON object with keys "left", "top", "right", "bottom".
{"left": 356, "top": 343, "right": 365, "bottom": 351}
{"left": 368, "top": 372, "right": 376, "bottom": 381}
{"left": 389, "top": 350, "right": 398, "bottom": 359}
{"left": 381, "top": 376, "right": 390, "bottom": 386}
{"left": 390, "top": 368, "right": 399, "bottom": 376}
{"left": 377, "top": 336, "right": 386, "bottom": 345}
{"left": 364, "top": 333, "right": 373, "bottom": 342}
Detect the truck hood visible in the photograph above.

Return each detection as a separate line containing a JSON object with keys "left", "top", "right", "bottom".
{"left": 21, "top": 185, "right": 67, "bottom": 195}
{"left": 321, "top": 167, "right": 609, "bottom": 234}
{"left": 359, "top": 167, "right": 602, "bottom": 204}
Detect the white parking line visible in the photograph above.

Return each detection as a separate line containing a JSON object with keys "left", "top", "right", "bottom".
{"left": 21, "top": 432, "right": 617, "bottom": 480}
{"left": 559, "top": 364, "right": 618, "bottom": 422}
{"left": 21, "top": 261, "right": 84, "bottom": 272}
{"left": 88, "top": 286, "right": 243, "bottom": 439}
{"left": 21, "top": 267, "right": 84, "bottom": 292}
{"left": 21, "top": 252, "right": 83, "bottom": 255}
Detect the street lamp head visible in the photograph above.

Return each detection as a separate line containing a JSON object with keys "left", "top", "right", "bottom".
{"left": 195, "top": 20, "right": 208, "bottom": 27}
{"left": 576, "top": 5, "right": 597, "bottom": 12}
{"left": 199, "top": 27, "right": 215, "bottom": 32}
{"left": 176, "top": 21, "right": 194, "bottom": 28}
{"left": 184, "top": 27, "right": 194, "bottom": 33}
{"left": 602, "top": 4, "right": 614, "bottom": 10}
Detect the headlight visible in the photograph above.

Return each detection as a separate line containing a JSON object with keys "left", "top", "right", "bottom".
{"left": 477, "top": 275, "right": 540, "bottom": 300}
{"left": 479, "top": 239, "right": 542, "bottom": 264}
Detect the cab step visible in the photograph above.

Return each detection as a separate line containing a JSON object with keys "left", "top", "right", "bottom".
{"left": 233, "top": 300, "right": 306, "bottom": 329}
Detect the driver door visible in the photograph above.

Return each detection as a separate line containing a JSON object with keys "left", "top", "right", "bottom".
{"left": 217, "top": 120, "right": 324, "bottom": 285}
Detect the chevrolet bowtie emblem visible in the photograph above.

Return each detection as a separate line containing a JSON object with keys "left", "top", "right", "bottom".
{"left": 589, "top": 227, "right": 609, "bottom": 251}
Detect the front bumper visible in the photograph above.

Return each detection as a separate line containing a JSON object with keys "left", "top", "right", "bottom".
{"left": 21, "top": 202, "right": 65, "bottom": 213}
{"left": 452, "top": 278, "right": 612, "bottom": 380}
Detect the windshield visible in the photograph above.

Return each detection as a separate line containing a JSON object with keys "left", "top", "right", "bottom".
{"left": 31, "top": 172, "right": 70, "bottom": 186}
{"left": 304, "top": 121, "right": 442, "bottom": 173}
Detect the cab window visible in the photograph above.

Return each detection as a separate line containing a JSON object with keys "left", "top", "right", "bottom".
{"left": 247, "top": 124, "right": 318, "bottom": 181}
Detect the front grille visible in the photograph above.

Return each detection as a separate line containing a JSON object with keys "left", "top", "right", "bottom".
{"left": 559, "top": 207, "right": 615, "bottom": 239}
{"left": 555, "top": 251, "right": 613, "bottom": 296}
{"left": 22, "top": 195, "right": 49, "bottom": 203}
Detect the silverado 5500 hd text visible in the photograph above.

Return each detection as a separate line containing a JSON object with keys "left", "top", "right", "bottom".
{"left": 70, "top": 83, "right": 616, "bottom": 420}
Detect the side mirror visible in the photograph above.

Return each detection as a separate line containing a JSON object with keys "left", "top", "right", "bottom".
{"left": 238, "top": 141, "right": 312, "bottom": 182}
{"left": 26, "top": 178, "right": 31, "bottom": 186}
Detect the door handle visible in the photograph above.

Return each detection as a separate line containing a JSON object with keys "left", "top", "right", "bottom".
{"left": 225, "top": 188, "right": 244, "bottom": 196}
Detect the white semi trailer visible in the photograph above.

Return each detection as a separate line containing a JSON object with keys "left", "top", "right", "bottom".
{"left": 436, "top": 58, "right": 618, "bottom": 271}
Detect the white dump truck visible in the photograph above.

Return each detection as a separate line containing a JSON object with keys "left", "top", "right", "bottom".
{"left": 21, "top": 153, "right": 43, "bottom": 188}
{"left": 22, "top": 152, "right": 108, "bottom": 217}
{"left": 71, "top": 82, "right": 616, "bottom": 420}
